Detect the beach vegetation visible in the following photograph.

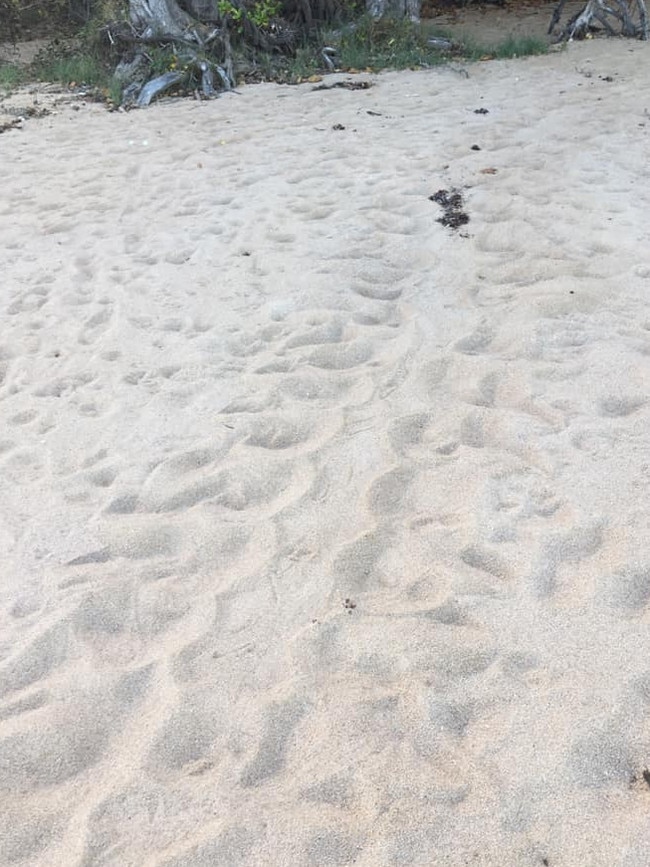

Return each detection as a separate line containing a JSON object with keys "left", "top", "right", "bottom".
{"left": 462, "top": 33, "right": 549, "bottom": 61}
{"left": 335, "top": 16, "right": 450, "bottom": 71}
{"left": 279, "top": 19, "right": 548, "bottom": 80}
{"left": 0, "top": 62, "right": 24, "bottom": 88}
{"left": 33, "top": 48, "right": 108, "bottom": 86}
{"left": 0, "top": 0, "right": 554, "bottom": 104}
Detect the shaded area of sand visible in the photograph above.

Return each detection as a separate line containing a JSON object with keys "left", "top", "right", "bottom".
{"left": 2, "top": 38, "right": 650, "bottom": 867}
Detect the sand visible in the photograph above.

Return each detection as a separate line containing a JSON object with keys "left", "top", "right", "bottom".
{"left": 2, "top": 36, "right": 650, "bottom": 867}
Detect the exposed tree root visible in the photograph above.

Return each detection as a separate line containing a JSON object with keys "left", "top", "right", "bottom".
{"left": 549, "top": 0, "right": 648, "bottom": 40}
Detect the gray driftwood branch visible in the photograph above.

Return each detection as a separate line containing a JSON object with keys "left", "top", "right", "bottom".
{"left": 549, "top": 0, "right": 648, "bottom": 39}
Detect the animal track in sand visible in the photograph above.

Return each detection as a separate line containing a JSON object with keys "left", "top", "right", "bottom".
{"left": 0, "top": 690, "right": 48, "bottom": 722}
{"left": 460, "top": 544, "right": 512, "bottom": 581}
{"left": 466, "top": 372, "right": 499, "bottom": 408}
{"left": 304, "top": 829, "right": 364, "bottom": 866}
{"left": 0, "top": 668, "right": 153, "bottom": 794}
{"left": 8, "top": 409, "right": 37, "bottom": 425}
{"left": 305, "top": 341, "right": 373, "bottom": 371}
{"left": 283, "top": 319, "right": 346, "bottom": 350}
{"left": 73, "top": 582, "right": 134, "bottom": 643}
{"left": 240, "top": 696, "right": 307, "bottom": 788}
{"left": 0, "top": 809, "right": 62, "bottom": 865}
{"left": 0, "top": 622, "right": 69, "bottom": 700}
{"left": 455, "top": 322, "right": 495, "bottom": 355}
{"left": 459, "top": 411, "right": 487, "bottom": 449}
{"left": 301, "top": 772, "right": 354, "bottom": 809}
{"left": 255, "top": 359, "right": 294, "bottom": 375}
{"left": 86, "top": 466, "right": 118, "bottom": 488}
{"left": 597, "top": 395, "right": 645, "bottom": 418}
{"left": 275, "top": 373, "right": 351, "bottom": 404}
{"left": 266, "top": 230, "right": 296, "bottom": 244}
{"left": 367, "top": 467, "right": 414, "bottom": 517}
{"left": 351, "top": 283, "right": 403, "bottom": 302}
{"left": 332, "top": 529, "right": 392, "bottom": 596}
{"left": 600, "top": 567, "right": 650, "bottom": 612}
{"left": 353, "top": 304, "right": 402, "bottom": 328}
{"left": 528, "top": 522, "right": 604, "bottom": 598}
{"left": 244, "top": 416, "right": 312, "bottom": 451}
{"left": 160, "top": 827, "right": 259, "bottom": 867}
{"left": 220, "top": 393, "right": 276, "bottom": 414}
{"left": 146, "top": 702, "right": 220, "bottom": 778}
{"left": 7, "top": 290, "right": 49, "bottom": 316}
{"left": 568, "top": 727, "right": 638, "bottom": 789}
{"left": 103, "top": 524, "right": 181, "bottom": 561}
{"left": 147, "top": 458, "right": 297, "bottom": 515}
{"left": 33, "top": 372, "right": 95, "bottom": 398}
{"left": 0, "top": 449, "right": 43, "bottom": 484}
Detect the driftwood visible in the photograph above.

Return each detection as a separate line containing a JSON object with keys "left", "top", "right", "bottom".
{"left": 108, "top": 0, "right": 306, "bottom": 106}
{"left": 135, "top": 70, "right": 183, "bottom": 105}
{"left": 549, "top": 0, "right": 648, "bottom": 39}
{"left": 104, "top": 0, "right": 238, "bottom": 107}
{"left": 132, "top": 63, "right": 216, "bottom": 106}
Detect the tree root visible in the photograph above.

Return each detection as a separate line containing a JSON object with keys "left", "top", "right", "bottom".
{"left": 549, "top": 0, "right": 648, "bottom": 39}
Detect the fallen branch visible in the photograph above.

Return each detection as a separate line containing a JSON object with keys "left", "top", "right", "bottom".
{"left": 136, "top": 70, "right": 183, "bottom": 106}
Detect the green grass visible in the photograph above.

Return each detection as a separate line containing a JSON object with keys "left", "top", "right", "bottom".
{"left": 0, "top": 63, "right": 24, "bottom": 90}
{"left": 288, "top": 16, "right": 548, "bottom": 81}
{"left": 336, "top": 16, "right": 450, "bottom": 71}
{"left": 34, "top": 52, "right": 109, "bottom": 87}
{"left": 462, "top": 34, "right": 549, "bottom": 61}
{"left": 286, "top": 46, "right": 321, "bottom": 81}
{"left": 106, "top": 76, "right": 122, "bottom": 105}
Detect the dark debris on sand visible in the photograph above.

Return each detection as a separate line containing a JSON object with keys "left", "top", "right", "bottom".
{"left": 312, "top": 80, "right": 373, "bottom": 91}
{"left": 429, "top": 188, "right": 470, "bottom": 230}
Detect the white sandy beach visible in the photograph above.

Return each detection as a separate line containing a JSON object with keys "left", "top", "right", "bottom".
{"left": 2, "top": 37, "right": 650, "bottom": 866}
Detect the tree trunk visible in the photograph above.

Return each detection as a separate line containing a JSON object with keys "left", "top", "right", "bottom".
{"left": 129, "top": 0, "right": 194, "bottom": 38}
{"left": 366, "top": 0, "right": 421, "bottom": 23}
{"left": 108, "top": 0, "right": 234, "bottom": 106}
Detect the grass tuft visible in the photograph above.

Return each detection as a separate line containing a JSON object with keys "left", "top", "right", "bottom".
{"left": 0, "top": 62, "right": 24, "bottom": 90}
{"left": 462, "top": 34, "right": 549, "bottom": 61}
{"left": 336, "top": 16, "right": 451, "bottom": 71}
{"left": 294, "top": 19, "right": 549, "bottom": 79}
{"left": 34, "top": 52, "right": 109, "bottom": 86}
